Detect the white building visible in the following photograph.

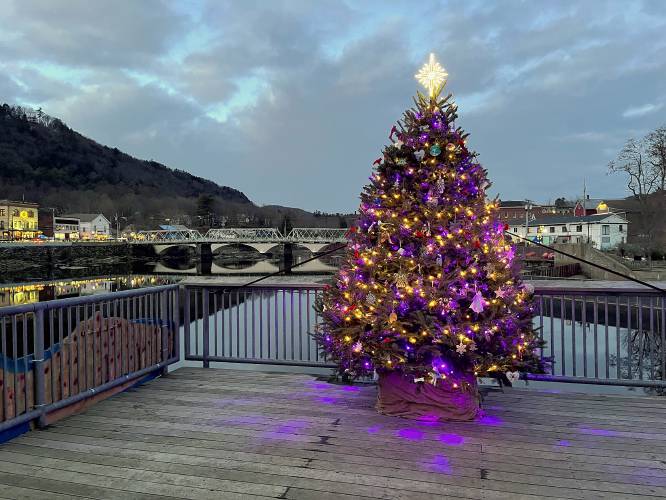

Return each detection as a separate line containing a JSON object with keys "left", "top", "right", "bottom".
{"left": 508, "top": 213, "right": 628, "bottom": 250}
{"left": 63, "top": 213, "right": 111, "bottom": 240}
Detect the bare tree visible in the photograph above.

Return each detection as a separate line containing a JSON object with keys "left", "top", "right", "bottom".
{"left": 609, "top": 137, "right": 660, "bottom": 259}
{"left": 646, "top": 126, "right": 666, "bottom": 192}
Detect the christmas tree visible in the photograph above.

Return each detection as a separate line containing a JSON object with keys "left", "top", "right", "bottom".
{"left": 316, "top": 54, "right": 545, "bottom": 420}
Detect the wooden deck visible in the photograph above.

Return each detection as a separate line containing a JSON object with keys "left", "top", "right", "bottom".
{"left": 1, "top": 369, "right": 666, "bottom": 499}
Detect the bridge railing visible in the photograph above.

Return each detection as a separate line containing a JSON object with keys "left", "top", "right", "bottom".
{"left": 0, "top": 285, "right": 180, "bottom": 434}
{"left": 182, "top": 283, "right": 666, "bottom": 388}
{"left": 127, "top": 227, "right": 349, "bottom": 243}
{"left": 130, "top": 230, "right": 203, "bottom": 242}
{"left": 286, "top": 228, "right": 348, "bottom": 242}
{"left": 204, "top": 228, "right": 283, "bottom": 240}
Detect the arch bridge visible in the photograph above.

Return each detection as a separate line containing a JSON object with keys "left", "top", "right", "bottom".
{"left": 127, "top": 227, "right": 348, "bottom": 256}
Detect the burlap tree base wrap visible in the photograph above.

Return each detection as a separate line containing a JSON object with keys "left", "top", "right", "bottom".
{"left": 376, "top": 371, "right": 480, "bottom": 422}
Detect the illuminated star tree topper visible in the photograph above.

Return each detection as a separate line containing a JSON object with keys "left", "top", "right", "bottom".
{"left": 415, "top": 53, "right": 448, "bottom": 97}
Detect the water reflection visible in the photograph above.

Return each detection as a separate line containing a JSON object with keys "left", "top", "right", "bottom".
{"left": 0, "top": 276, "right": 179, "bottom": 307}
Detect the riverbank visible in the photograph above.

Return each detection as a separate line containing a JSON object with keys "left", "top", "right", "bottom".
{"left": 0, "top": 242, "right": 139, "bottom": 283}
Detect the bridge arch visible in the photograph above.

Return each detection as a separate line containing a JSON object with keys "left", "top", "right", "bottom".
{"left": 154, "top": 244, "right": 197, "bottom": 255}
{"left": 211, "top": 242, "right": 280, "bottom": 254}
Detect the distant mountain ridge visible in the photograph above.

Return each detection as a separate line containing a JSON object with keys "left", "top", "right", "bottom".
{"left": 0, "top": 104, "right": 250, "bottom": 223}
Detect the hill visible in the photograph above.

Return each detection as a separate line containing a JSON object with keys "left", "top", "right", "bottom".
{"left": 0, "top": 104, "right": 250, "bottom": 225}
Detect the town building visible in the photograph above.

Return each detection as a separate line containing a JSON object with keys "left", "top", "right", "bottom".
{"left": 63, "top": 213, "right": 111, "bottom": 240}
{"left": 507, "top": 213, "right": 629, "bottom": 250}
{"left": 39, "top": 211, "right": 81, "bottom": 240}
{"left": 497, "top": 200, "right": 574, "bottom": 222}
{"left": 573, "top": 196, "right": 611, "bottom": 216}
{"left": 0, "top": 199, "right": 39, "bottom": 240}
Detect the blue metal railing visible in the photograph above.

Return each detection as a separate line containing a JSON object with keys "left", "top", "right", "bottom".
{"left": 183, "top": 283, "right": 666, "bottom": 388}
{"left": 0, "top": 284, "right": 180, "bottom": 433}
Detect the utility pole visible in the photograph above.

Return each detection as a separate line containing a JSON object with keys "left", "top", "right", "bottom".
{"left": 524, "top": 200, "right": 533, "bottom": 246}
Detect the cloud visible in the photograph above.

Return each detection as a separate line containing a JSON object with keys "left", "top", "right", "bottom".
{"left": 622, "top": 102, "right": 664, "bottom": 118}
{"left": 0, "top": 0, "right": 187, "bottom": 69}
{"left": 0, "top": 0, "right": 665, "bottom": 211}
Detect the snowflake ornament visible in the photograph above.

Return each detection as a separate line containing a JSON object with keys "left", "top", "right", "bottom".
{"left": 414, "top": 150, "right": 426, "bottom": 161}
{"left": 455, "top": 342, "right": 467, "bottom": 355}
{"left": 436, "top": 178, "right": 446, "bottom": 193}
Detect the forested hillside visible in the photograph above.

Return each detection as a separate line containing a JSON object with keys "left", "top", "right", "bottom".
{"left": 0, "top": 104, "right": 250, "bottom": 224}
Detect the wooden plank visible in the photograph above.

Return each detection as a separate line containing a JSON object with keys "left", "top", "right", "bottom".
{"left": 53, "top": 413, "right": 666, "bottom": 468}
{"left": 61, "top": 411, "right": 666, "bottom": 459}
{"left": 4, "top": 367, "right": 666, "bottom": 498}
{"left": 0, "top": 457, "right": 274, "bottom": 500}
{"left": 33, "top": 426, "right": 666, "bottom": 481}
{"left": 10, "top": 435, "right": 666, "bottom": 493}
{"left": 85, "top": 397, "right": 666, "bottom": 441}
{"left": 0, "top": 444, "right": 463, "bottom": 500}
{"left": 0, "top": 481, "right": 97, "bottom": 499}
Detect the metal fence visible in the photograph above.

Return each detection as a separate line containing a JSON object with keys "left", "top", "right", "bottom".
{"left": 531, "top": 287, "right": 665, "bottom": 388}
{"left": 0, "top": 284, "right": 180, "bottom": 432}
{"left": 183, "top": 284, "right": 332, "bottom": 368}
{"left": 183, "top": 283, "right": 666, "bottom": 388}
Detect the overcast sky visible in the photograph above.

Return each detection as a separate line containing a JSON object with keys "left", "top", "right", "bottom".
{"left": 1, "top": 1, "right": 665, "bottom": 212}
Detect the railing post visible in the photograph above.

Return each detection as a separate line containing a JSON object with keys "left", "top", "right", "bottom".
{"left": 173, "top": 287, "right": 181, "bottom": 363}
{"left": 202, "top": 288, "right": 210, "bottom": 368}
{"left": 160, "top": 291, "right": 169, "bottom": 376}
{"left": 33, "top": 308, "right": 47, "bottom": 428}
{"left": 183, "top": 286, "right": 190, "bottom": 360}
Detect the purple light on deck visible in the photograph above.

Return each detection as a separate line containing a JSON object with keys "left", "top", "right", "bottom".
{"left": 308, "top": 382, "right": 332, "bottom": 390}
{"left": 318, "top": 396, "right": 337, "bottom": 405}
{"left": 478, "top": 414, "right": 503, "bottom": 426}
{"left": 366, "top": 425, "right": 381, "bottom": 434}
{"left": 415, "top": 415, "right": 440, "bottom": 426}
{"left": 342, "top": 385, "right": 360, "bottom": 392}
{"left": 578, "top": 426, "right": 618, "bottom": 437}
{"left": 430, "top": 454, "right": 452, "bottom": 474}
{"left": 396, "top": 428, "right": 424, "bottom": 441}
{"left": 556, "top": 440, "right": 571, "bottom": 447}
{"left": 439, "top": 433, "right": 465, "bottom": 446}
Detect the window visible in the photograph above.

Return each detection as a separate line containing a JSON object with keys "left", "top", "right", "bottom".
{"left": 549, "top": 227, "right": 555, "bottom": 233}
{"left": 0, "top": 209, "right": 4, "bottom": 216}
{"left": 561, "top": 226, "right": 568, "bottom": 232}
{"left": 28, "top": 210, "right": 34, "bottom": 218}
{"left": 619, "top": 225, "right": 623, "bottom": 232}
{"left": 513, "top": 228, "right": 517, "bottom": 233}
{"left": 576, "top": 225, "right": 582, "bottom": 232}
{"left": 602, "top": 236, "right": 610, "bottom": 243}
{"left": 602, "top": 225, "right": 610, "bottom": 235}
